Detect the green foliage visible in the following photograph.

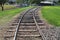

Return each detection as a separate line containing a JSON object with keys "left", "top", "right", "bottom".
{"left": 42, "top": 6, "right": 60, "bottom": 26}
{"left": 31, "top": 0, "right": 41, "bottom": 4}
{"left": 17, "top": 0, "right": 23, "bottom": 3}
{"left": 58, "top": 0, "right": 60, "bottom": 3}
{"left": 17, "top": 0, "right": 30, "bottom": 4}
{"left": 17, "top": 0, "right": 42, "bottom": 4}
{"left": 0, "top": 0, "right": 7, "bottom": 4}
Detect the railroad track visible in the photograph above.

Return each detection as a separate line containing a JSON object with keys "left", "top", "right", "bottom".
{"left": 4, "top": 7, "right": 44, "bottom": 40}
{"left": 4, "top": 7, "right": 59, "bottom": 40}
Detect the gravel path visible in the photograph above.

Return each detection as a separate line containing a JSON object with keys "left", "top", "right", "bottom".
{"left": 39, "top": 27, "right": 60, "bottom": 40}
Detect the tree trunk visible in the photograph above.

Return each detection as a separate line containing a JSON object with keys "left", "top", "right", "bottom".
{"left": 1, "top": 4, "right": 4, "bottom": 11}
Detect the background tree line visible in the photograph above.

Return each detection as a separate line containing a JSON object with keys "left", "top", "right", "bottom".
{"left": 0, "top": 0, "right": 60, "bottom": 11}
{"left": 0, "top": 0, "right": 7, "bottom": 11}
{"left": 17, "top": 0, "right": 42, "bottom": 5}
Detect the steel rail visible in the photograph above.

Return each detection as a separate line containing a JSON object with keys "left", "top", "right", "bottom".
{"left": 33, "top": 8, "right": 46, "bottom": 40}
{"left": 13, "top": 8, "right": 34, "bottom": 40}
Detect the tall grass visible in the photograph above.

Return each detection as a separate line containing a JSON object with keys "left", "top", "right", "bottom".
{"left": 0, "top": 5, "right": 16, "bottom": 10}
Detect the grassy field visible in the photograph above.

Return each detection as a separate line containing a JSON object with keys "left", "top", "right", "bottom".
{"left": 41, "top": 6, "right": 60, "bottom": 26}
{"left": 0, "top": 6, "right": 33, "bottom": 26}
{"left": 0, "top": 5, "right": 16, "bottom": 10}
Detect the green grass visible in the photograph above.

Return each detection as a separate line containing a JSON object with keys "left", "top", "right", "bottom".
{"left": 41, "top": 6, "right": 60, "bottom": 26}
{"left": 0, "top": 6, "right": 33, "bottom": 26}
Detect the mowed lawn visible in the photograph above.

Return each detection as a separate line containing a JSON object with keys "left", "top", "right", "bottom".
{"left": 0, "top": 6, "right": 32, "bottom": 26}
{"left": 42, "top": 6, "right": 60, "bottom": 26}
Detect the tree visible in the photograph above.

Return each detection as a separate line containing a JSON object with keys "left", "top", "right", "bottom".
{"left": 0, "top": 0, "right": 7, "bottom": 11}
{"left": 17, "top": 0, "right": 44, "bottom": 5}
{"left": 9, "top": 1, "right": 15, "bottom": 4}
{"left": 29, "top": 0, "right": 42, "bottom": 5}
{"left": 58, "top": 0, "right": 60, "bottom": 3}
{"left": 17, "top": 0, "right": 24, "bottom": 4}
{"left": 42, "top": 0, "right": 45, "bottom": 1}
